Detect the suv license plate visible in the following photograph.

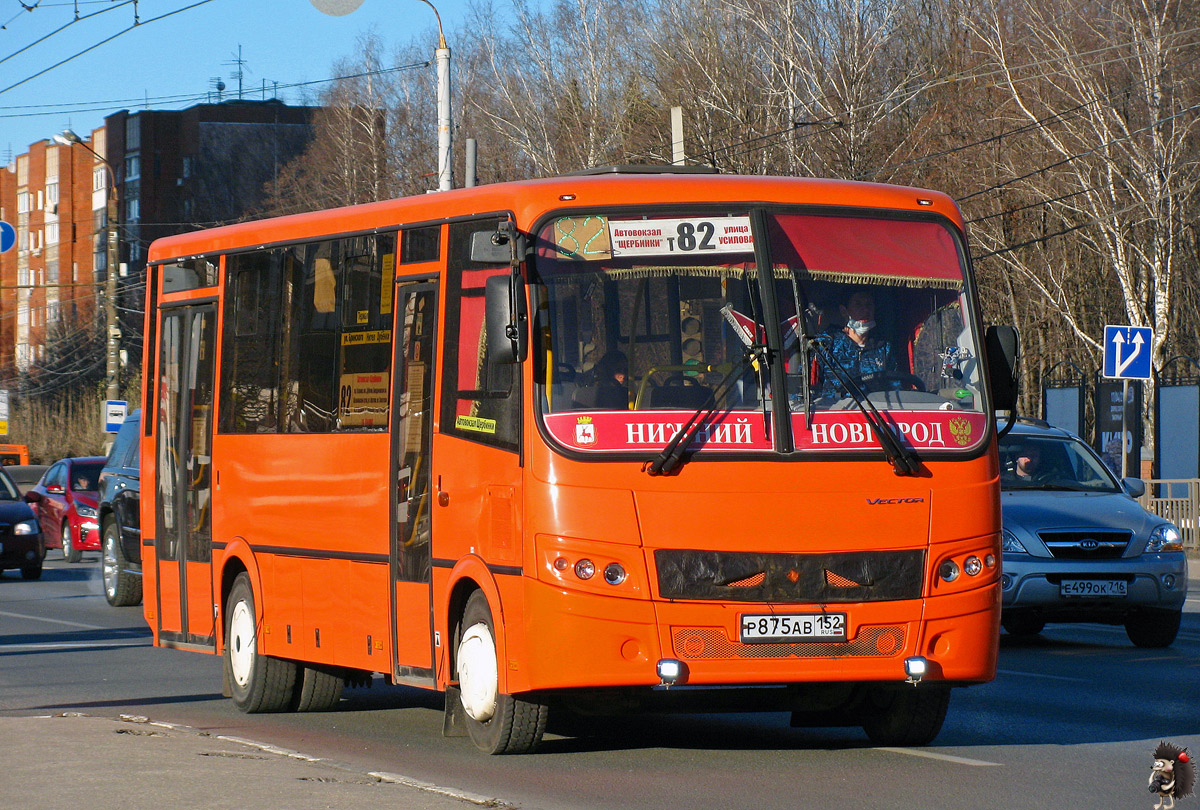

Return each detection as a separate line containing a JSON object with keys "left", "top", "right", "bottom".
{"left": 740, "top": 613, "right": 847, "bottom": 643}
{"left": 1060, "top": 579, "right": 1128, "bottom": 597}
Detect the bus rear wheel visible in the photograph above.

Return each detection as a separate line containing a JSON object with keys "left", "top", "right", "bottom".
{"left": 455, "top": 591, "right": 547, "bottom": 754}
{"left": 224, "top": 573, "right": 297, "bottom": 713}
{"left": 292, "top": 665, "right": 344, "bottom": 712}
{"left": 861, "top": 685, "right": 950, "bottom": 747}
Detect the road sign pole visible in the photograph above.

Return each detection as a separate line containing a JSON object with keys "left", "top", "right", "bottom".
{"left": 1121, "top": 379, "right": 1128, "bottom": 479}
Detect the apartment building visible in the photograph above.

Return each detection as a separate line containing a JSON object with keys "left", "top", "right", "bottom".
{"left": 0, "top": 130, "right": 100, "bottom": 380}
{"left": 0, "top": 98, "right": 318, "bottom": 382}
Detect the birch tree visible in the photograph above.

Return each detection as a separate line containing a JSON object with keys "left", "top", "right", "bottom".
{"left": 968, "top": 0, "right": 1200, "bottom": 377}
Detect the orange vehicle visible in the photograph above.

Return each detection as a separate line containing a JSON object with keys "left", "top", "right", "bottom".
{"left": 0, "top": 444, "right": 30, "bottom": 466}
{"left": 141, "top": 168, "right": 1019, "bottom": 754}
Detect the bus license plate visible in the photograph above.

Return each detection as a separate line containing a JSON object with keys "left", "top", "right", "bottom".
{"left": 1060, "top": 579, "right": 1128, "bottom": 597}
{"left": 739, "top": 613, "right": 847, "bottom": 643}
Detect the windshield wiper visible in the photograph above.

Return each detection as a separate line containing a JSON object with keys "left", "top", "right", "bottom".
{"left": 806, "top": 336, "right": 921, "bottom": 477}
{"left": 644, "top": 347, "right": 763, "bottom": 477}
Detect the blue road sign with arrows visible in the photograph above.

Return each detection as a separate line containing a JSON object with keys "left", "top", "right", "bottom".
{"left": 0, "top": 221, "right": 15, "bottom": 253}
{"left": 1103, "top": 325, "right": 1153, "bottom": 380}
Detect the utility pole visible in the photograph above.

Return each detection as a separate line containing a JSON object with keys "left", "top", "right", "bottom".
{"left": 53, "top": 129, "right": 120, "bottom": 408}
{"left": 671, "top": 106, "right": 685, "bottom": 165}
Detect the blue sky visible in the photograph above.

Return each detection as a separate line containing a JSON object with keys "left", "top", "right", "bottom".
{"left": 0, "top": 0, "right": 471, "bottom": 160}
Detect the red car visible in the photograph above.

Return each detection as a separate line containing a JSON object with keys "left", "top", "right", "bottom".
{"left": 25, "top": 456, "right": 106, "bottom": 563}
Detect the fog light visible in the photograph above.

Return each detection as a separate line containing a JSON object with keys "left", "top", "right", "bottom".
{"left": 938, "top": 560, "right": 960, "bottom": 582}
{"left": 1001, "top": 573, "right": 1013, "bottom": 590}
{"left": 964, "top": 556, "right": 982, "bottom": 576}
{"left": 904, "top": 656, "right": 928, "bottom": 684}
{"left": 985, "top": 554, "right": 996, "bottom": 568}
{"left": 574, "top": 559, "right": 595, "bottom": 580}
{"left": 1162, "top": 574, "right": 1176, "bottom": 590}
{"left": 553, "top": 556, "right": 569, "bottom": 572}
{"left": 656, "top": 658, "right": 686, "bottom": 685}
{"left": 603, "top": 563, "right": 626, "bottom": 585}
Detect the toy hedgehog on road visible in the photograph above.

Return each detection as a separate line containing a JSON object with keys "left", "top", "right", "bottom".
{"left": 1150, "top": 741, "right": 1195, "bottom": 810}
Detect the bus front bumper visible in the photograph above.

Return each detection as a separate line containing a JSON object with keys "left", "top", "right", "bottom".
{"left": 515, "top": 578, "right": 999, "bottom": 693}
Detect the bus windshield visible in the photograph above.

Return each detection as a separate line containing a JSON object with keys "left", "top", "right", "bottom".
{"left": 534, "top": 208, "right": 988, "bottom": 456}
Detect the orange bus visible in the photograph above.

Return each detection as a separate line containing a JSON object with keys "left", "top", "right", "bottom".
{"left": 141, "top": 168, "right": 1018, "bottom": 754}
{"left": 0, "top": 444, "right": 30, "bottom": 466}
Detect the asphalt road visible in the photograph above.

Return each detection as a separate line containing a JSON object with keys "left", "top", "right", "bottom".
{"left": 2, "top": 553, "right": 1197, "bottom": 810}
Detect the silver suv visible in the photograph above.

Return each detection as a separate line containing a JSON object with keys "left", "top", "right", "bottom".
{"left": 999, "top": 419, "right": 1188, "bottom": 647}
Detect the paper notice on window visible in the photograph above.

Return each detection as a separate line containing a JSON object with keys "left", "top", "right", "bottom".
{"left": 339, "top": 372, "right": 389, "bottom": 427}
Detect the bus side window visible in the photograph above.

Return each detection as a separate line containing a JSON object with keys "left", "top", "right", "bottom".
{"left": 441, "top": 219, "right": 520, "bottom": 451}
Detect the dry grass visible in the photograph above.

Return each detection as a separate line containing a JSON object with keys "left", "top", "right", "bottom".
{"left": 3, "top": 384, "right": 140, "bottom": 464}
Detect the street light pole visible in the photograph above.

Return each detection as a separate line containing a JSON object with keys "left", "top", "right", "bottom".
{"left": 419, "top": 0, "right": 454, "bottom": 192}
{"left": 53, "top": 129, "right": 120, "bottom": 406}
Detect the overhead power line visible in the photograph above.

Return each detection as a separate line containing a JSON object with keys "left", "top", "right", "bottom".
{"left": 0, "top": 0, "right": 217, "bottom": 96}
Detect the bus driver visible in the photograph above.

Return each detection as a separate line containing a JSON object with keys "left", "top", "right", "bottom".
{"left": 814, "top": 289, "right": 897, "bottom": 400}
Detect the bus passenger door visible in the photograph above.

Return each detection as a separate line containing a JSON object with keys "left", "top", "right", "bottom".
{"left": 390, "top": 281, "right": 437, "bottom": 683}
{"left": 155, "top": 304, "right": 217, "bottom": 650}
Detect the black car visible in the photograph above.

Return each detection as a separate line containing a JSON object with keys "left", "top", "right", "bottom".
{"left": 98, "top": 409, "right": 141, "bottom": 606}
{"left": 0, "top": 465, "right": 44, "bottom": 580}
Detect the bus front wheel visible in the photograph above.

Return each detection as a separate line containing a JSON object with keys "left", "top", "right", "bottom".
{"left": 861, "top": 684, "right": 950, "bottom": 746}
{"left": 455, "top": 591, "right": 548, "bottom": 754}
{"left": 224, "top": 573, "right": 297, "bottom": 713}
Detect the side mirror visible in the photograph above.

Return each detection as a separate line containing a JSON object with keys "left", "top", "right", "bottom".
{"left": 24, "top": 490, "right": 42, "bottom": 504}
{"left": 485, "top": 274, "right": 527, "bottom": 364}
{"left": 470, "top": 231, "right": 512, "bottom": 265}
{"left": 45, "top": 483, "right": 64, "bottom": 495}
{"left": 1122, "top": 477, "right": 1146, "bottom": 498}
{"left": 985, "top": 324, "right": 1020, "bottom": 412}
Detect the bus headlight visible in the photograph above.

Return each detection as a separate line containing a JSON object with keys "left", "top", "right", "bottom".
{"left": 603, "top": 563, "right": 626, "bottom": 585}
{"left": 938, "top": 559, "right": 959, "bottom": 582}
{"left": 963, "top": 555, "right": 983, "bottom": 577}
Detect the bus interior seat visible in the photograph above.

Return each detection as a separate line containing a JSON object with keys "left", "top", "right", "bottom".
{"left": 647, "top": 380, "right": 713, "bottom": 409}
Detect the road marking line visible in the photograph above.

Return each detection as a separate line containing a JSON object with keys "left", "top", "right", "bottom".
{"left": 218, "top": 734, "right": 510, "bottom": 806}
{"left": 0, "top": 610, "right": 107, "bottom": 630}
{"left": 874, "top": 747, "right": 1001, "bottom": 766}
{"left": 996, "top": 668, "right": 1090, "bottom": 682}
{"left": 370, "top": 771, "right": 508, "bottom": 806}
{"left": 0, "top": 639, "right": 147, "bottom": 651}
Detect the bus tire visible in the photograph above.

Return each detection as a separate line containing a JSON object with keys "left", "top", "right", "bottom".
{"left": 861, "top": 685, "right": 950, "bottom": 747}
{"left": 292, "top": 665, "right": 344, "bottom": 712}
{"left": 455, "top": 591, "right": 547, "bottom": 754}
{"left": 102, "top": 519, "right": 141, "bottom": 607}
{"left": 224, "top": 573, "right": 297, "bottom": 713}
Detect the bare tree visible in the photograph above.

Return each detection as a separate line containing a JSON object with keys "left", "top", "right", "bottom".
{"left": 466, "top": 0, "right": 649, "bottom": 175}
{"left": 262, "top": 34, "right": 434, "bottom": 214}
{"left": 968, "top": 0, "right": 1200, "bottom": 377}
